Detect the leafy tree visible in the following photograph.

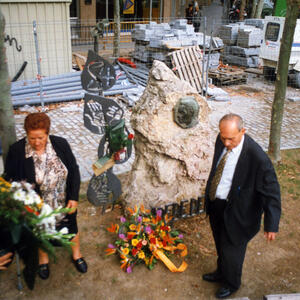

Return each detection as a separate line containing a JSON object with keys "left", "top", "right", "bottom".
{"left": 0, "top": 8, "right": 16, "bottom": 165}
{"left": 268, "top": 0, "right": 300, "bottom": 163}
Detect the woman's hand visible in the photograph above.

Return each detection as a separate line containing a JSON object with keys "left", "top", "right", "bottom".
{"left": 0, "top": 252, "right": 13, "bottom": 270}
{"left": 66, "top": 200, "right": 78, "bottom": 214}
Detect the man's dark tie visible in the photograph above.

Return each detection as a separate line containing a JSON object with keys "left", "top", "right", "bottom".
{"left": 209, "top": 150, "right": 231, "bottom": 201}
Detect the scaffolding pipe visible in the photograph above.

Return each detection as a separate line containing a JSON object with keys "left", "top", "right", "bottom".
{"left": 12, "top": 65, "right": 120, "bottom": 87}
{"left": 11, "top": 71, "right": 82, "bottom": 87}
{"left": 12, "top": 81, "right": 136, "bottom": 101}
{"left": 12, "top": 85, "right": 141, "bottom": 106}
{"left": 11, "top": 75, "right": 127, "bottom": 95}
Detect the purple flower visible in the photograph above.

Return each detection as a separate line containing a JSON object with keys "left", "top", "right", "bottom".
{"left": 120, "top": 216, "right": 126, "bottom": 223}
{"left": 178, "top": 234, "right": 184, "bottom": 239}
{"left": 126, "top": 266, "right": 132, "bottom": 273}
{"left": 108, "top": 243, "right": 116, "bottom": 249}
{"left": 156, "top": 209, "right": 162, "bottom": 217}
{"left": 137, "top": 216, "right": 142, "bottom": 223}
{"left": 119, "top": 233, "right": 126, "bottom": 239}
{"left": 145, "top": 225, "right": 152, "bottom": 235}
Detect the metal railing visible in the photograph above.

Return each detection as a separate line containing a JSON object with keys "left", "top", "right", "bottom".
{"left": 71, "top": 20, "right": 151, "bottom": 48}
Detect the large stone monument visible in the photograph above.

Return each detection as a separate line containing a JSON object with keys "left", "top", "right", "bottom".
{"left": 122, "top": 60, "right": 213, "bottom": 209}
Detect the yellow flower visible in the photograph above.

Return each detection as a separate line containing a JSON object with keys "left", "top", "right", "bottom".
{"left": 131, "top": 239, "right": 139, "bottom": 246}
{"left": 0, "top": 187, "right": 9, "bottom": 193}
{"left": 143, "top": 218, "right": 150, "bottom": 223}
{"left": 160, "top": 231, "right": 166, "bottom": 238}
{"left": 138, "top": 251, "right": 145, "bottom": 259}
{"left": 122, "top": 248, "right": 129, "bottom": 255}
{"left": 129, "top": 224, "right": 136, "bottom": 231}
{"left": 144, "top": 257, "right": 150, "bottom": 265}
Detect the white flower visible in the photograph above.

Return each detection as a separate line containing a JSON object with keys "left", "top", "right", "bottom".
{"left": 13, "top": 189, "right": 26, "bottom": 202}
{"left": 28, "top": 190, "right": 41, "bottom": 205}
{"left": 59, "top": 227, "right": 69, "bottom": 235}
{"left": 40, "top": 203, "right": 53, "bottom": 216}
{"left": 38, "top": 204, "right": 57, "bottom": 234}
{"left": 24, "top": 193, "right": 34, "bottom": 205}
{"left": 11, "top": 182, "right": 22, "bottom": 190}
{"left": 23, "top": 182, "right": 33, "bottom": 191}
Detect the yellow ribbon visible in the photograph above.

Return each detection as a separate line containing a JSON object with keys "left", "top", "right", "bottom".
{"left": 152, "top": 243, "right": 188, "bottom": 273}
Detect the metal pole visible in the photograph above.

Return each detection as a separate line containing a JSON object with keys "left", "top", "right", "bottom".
{"left": 159, "top": 0, "right": 163, "bottom": 23}
{"left": 33, "top": 21, "right": 45, "bottom": 109}
{"left": 202, "top": 16, "right": 206, "bottom": 96}
{"left": 106, "top": 0, "right": 108, "bottom": 19}
{"left": 206, "top": 25, "right": 213, "bottom": 97}
{"left": 150, "top": 0, "right": 153, "bottom": 21}
{"left": 16, "top": 253, "right": 23, "bottom": 290}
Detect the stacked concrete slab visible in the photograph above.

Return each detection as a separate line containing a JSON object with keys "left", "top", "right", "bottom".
{"left": 131, "top": 19, "right": 223, "bottom": 69}
{"left": 218, "top": 19, "right": 264, "bottom": 68}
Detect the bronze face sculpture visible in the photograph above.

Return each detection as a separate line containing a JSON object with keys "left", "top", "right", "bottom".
{"left": 174, "top": 96, "right": 199, "bottom": 129}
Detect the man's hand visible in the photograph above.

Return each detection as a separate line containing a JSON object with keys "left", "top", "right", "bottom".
{"left": 0, "top": 252, "right": 13, "bottom": 270}
{"left": 264, "top": 232, "right": 276, "bottom": 242}
{"left": 66, "top": 200, "right": 78, "bottom": 214}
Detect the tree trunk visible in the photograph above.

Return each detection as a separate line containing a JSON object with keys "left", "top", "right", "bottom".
{"left": 222, "top": 0, "right": 231, "bottom": 22}
{"left": 239, "top": 0, "right": 247, "bottom": 20}
{"left": 250, "top": 0, "right": 257, "bottom": 18}
{"left": 113, "top": 0, "right": 120, "bottom": 58}
{"left": 0, "top": 8, "right": 16, "bottom": 165}
{"left": 268, "top": 2, "right": 299, "bottom": 163}
{"left": 254, "top": 0, "right": 264, "bottom": 18}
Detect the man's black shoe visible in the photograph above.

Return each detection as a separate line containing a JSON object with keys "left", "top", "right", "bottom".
{"left": 215, "top": 286, "right": 237, "bottom": 299}
{"left": 202, "top": 271, "right": 223, "bottom": 282}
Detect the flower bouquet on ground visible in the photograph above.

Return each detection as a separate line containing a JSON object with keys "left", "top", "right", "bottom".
{"left": 0, "top": 177, "right": 74, "bottom": 289}
{"left": 105, "top": 205, "right": 188, "bottom": 273}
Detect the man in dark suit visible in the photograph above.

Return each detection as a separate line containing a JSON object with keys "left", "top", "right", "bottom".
{"left": 203, "top": 113, "right": 281, "bottom": 299}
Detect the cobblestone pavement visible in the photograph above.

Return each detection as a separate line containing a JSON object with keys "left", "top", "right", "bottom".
{"left": 9, "top": 77, "right": 300, "bottom": 182}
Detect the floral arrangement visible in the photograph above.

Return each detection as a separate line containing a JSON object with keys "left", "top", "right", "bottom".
{"left": 0, "top": 177, "right": 74, "bottom": 257}
{"left": 105, "top": 205, "right": 188, "bottom": 273}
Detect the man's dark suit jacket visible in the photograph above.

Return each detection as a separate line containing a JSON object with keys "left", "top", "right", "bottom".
{"left": 205, "top": 134, "right": 281, "bottom": 246}
{"left": 4, "top": 135, "right": 80, "bottom": 204}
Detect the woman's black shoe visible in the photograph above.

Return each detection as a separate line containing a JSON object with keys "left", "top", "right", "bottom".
{"left": 38, "top": 264, "right": 49, "bottom": 280}
{"left": 73, "top": 258, "right": 87, "bottom": 273}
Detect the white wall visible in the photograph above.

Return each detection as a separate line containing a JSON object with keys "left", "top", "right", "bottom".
{"left": 2, "top": 0, "right": 72, "bottom": 80}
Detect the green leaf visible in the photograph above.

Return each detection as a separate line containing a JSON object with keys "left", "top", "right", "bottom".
{"left": 10, "top": 223, "right": 22, "bottom": 244}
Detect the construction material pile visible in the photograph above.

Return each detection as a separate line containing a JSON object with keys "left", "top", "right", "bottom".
{"left": 219, "top": 19, "right": 264, "bottom": 68}
{"left": 131, "top": 19, "right": 223, "bottom": 70}
{"left": 10, "top": 64, "right": 147, "bottom": 107}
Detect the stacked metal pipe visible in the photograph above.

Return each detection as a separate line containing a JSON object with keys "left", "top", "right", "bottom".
{"left": 10, "top": 65, "right": 145, "bottom": 107}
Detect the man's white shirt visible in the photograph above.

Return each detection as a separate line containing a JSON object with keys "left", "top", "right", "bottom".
{"left": 215, "top": 135, "right": 245, "bottom": 200}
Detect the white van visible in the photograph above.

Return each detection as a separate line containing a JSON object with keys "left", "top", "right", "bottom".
{"left": 260, "top": 16, "right": 300, "bottom": 88}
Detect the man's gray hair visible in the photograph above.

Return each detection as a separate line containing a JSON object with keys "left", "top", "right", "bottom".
{"left": 219, "top": 113, "right": 244, "bottom": 131}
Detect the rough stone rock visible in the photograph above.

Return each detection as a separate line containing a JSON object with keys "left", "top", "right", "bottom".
{"left": 122, "top": 60, "right": 214, "bottom": 209}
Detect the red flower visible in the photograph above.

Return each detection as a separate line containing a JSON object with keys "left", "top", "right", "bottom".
{"left": 128, "top": 133, "right": 134, "bottom": 140}
{"left": 137, "top": 241, "right": 143, "bottom": 249}
{"left": 162, "top": 240, "right": 167, "bottom": 247}
{"left": 150, "top": 237, "right": 156, "bottom": 244}
{"left": 25, "top": 206, "right": 39, "bottom": 216}
{"left": 161, "top": 226, "right": 170, "bottom": 231}
{"left": 127, "top": 233, "right": 134, "bottom": 240}
{"left": 131, "top": 248, "right": 138, "bottom": 256}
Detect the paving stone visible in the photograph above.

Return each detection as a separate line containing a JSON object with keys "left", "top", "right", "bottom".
{"left": 9, "top": 80, "right": 300, "bottom": 181}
